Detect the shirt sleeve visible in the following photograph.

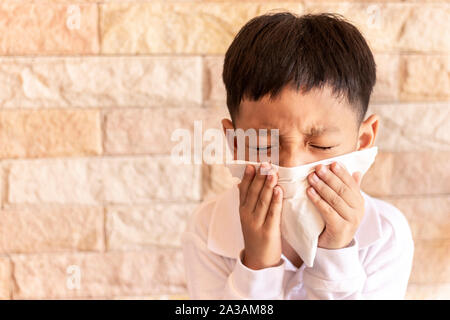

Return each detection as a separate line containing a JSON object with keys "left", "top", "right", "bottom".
{"left": 302, "top": 210, "right": 414, "bottom": 300}
{"left": 182, "top": 230, "right": 286, "bottom": 299}
{"left": 302, "top": 238, "right": 367, "bottom": 299}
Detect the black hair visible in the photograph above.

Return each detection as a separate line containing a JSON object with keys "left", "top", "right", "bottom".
{"left": 222, "top": 12, "right": 376, "bottom": 126}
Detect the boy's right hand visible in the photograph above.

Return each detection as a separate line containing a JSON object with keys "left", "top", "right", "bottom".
{"left": 238, "top": 162, "right": 284, "bottom": 270}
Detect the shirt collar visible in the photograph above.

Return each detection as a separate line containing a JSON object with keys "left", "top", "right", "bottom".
{"left": 206, "top": 184, "right": 383, "bottom": 260}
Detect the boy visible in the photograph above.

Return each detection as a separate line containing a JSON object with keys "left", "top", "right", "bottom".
{"left": 182, "top": 12, "right": 414, "bottom": 299}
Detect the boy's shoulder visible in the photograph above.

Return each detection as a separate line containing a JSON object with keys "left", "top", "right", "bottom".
{"left": 183, "top": 186, "right": 243, "bottom": 258}
{"left": 363, "top": 192, "right": 414, "bottom": 249}
{"left": 184, "top": 192, "right": 222, "bottom": 242}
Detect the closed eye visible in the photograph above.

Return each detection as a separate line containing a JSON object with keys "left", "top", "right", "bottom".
{"left": 311, "top": 145, "right": 333, "bottom": 150}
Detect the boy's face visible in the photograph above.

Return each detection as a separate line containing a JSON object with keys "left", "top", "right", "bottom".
{"left": 222, "top": 84, "right": 378, "bottom": 167}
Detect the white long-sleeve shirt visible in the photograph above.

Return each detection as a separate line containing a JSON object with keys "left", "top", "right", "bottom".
{"left": 182, "top": 185, "right": 414, "bottom": 299}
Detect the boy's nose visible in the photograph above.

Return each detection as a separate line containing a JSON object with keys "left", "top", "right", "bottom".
{"left": 277, "top": 149, "right": 306, "bottom": 168}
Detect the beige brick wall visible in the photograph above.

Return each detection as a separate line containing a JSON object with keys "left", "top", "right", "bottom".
{"left": 0, "top": 0, "right": 448, "bottom": 300}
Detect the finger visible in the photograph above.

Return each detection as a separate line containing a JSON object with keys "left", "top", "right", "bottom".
{"left": 264, "top": 185, "right": 283, "bottom": 229}
{"left": 308, "top": 171, "right": 352, "bottom": 221}
{"left": 254, "top": 170, "right": 278, "bottom": 225}
{"left": 314, "top": 163, "right": 359, "bottom": 208}
{"left": 238, "top": 165, "right": 255, "bottom": 205}
{"left": 330, "top": 162, "right": 361, "bottom": 193}
{"left": 243, "top": 162, "right": 271, "bottom": 212}
{"left": 307, "top": 186, "right": 344, "bottom": 227}
{"left": 353, "top": 171, "right": 362, "bottom": 187}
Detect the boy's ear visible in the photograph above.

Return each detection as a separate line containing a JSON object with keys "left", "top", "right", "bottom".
{"left": 221, "top": 118, "right": 234, "bottom": 136}
{"left": 221, "top": 118, "right": 236, "bottom": 159}
{"left": 357, "top": 113, "right": 379, "bottom": 150}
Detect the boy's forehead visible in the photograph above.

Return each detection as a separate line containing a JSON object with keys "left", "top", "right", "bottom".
{"left": 237, "top": 86, "right": 354, "bottom": 134}
{"left": 237, "top": 103, "right": 346, "bottom": 134}
{"left": 239, "top": 119, "right": 342, "bottom": 137}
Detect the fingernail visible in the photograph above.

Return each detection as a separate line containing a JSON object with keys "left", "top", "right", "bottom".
{"left": 309, "top": 187, "right": 317, "bottom": 196}
{"left": 335, "top": 162, "right": 341, "bottom": 169}
{"left": 274, "top": 186, "right": 281, "bottom": 197}
{"left": 311, "top": 173, "right": 319, "bottom": 183}
{"left": 318, "top": 166, "right": 327, "bottom": 175}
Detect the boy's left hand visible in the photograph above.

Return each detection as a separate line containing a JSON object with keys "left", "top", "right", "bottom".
{"left": 306, "top": 161, "right": 364, "bottom": 249}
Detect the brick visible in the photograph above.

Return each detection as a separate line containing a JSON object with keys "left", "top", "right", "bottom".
{"left": 203, "top": 56, "right": 226, "bottom": 106}
{"left": 0, "top": 205, "right": 103, "bottom": 254}
{"left": 396, "top": 5, "right": 450, "bottom": 52}
{"left": 100, "top": 2, "right": 304, "bottom": 54}
{"left": 400, "top": 55, "right": 450, "bottom": 101}
{"left": 106, "top": 203, "right": 199, "bottom": 250}
{"left": 0, "top": 164, "right": 3, "bottom": 209}
{"left": 0, "top": 109, "right": 101, "bottom": 159}
{"left": 0, "top": 57, "right": 202, "bottom": 108}
{"left": 104, "top": 108, "right": 202, "bottom": 155}
{"left": 100, "top": 157, "right": 202, "bottom": 203}
{"left": 409, "top": 239, "right": 450, "bottom": 284}
{"left": 11, "top": 249, "right": 185, "bottom": 299}
{"left": 371, "top": 54, "right": 399, "bottom": 102}
{"left": 304, "top": 3, "right": 450, "bottom": 52}
{"left": 0, "top": 257, "right": 10, "bottom": 299}
{"left": 104, "top": 107, "right": 229, "bottom": 156}
{"left": 0, "top": 3, "right": 98, "bottom": 55}
{"left": 362, "top": 151, "right": 450, "bottom": 196}
{"left": 6, "top": 159, "right": 103, "bottom": 205}
{"left": 406, "top": 283, "right": 450, "bottom": 300}
{"left": 391, "top": 151, "right": 450, "bottom": 195}
{"left": 381, "top": 196, "right": 450, "bottom": 241}
{"left": 367, "top": 103, "right": 450, "bottom": 152}
{"left": 6, "top": 157, "right": 201, "bottom": 205}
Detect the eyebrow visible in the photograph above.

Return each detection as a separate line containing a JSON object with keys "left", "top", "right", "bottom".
{"left": 253, "top": 124, "right": 341, "bottom": 137}
{"left": 304, "top": 126, "right": 341, "bottom": 137}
